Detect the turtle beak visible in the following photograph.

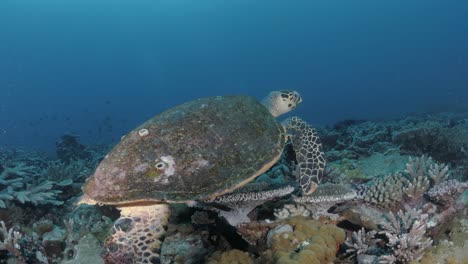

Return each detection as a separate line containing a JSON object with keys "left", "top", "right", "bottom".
{"left": 76, "top": 193, "right": 98, "bottom": 206}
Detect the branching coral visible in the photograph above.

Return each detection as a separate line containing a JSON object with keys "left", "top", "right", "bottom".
{"left": 0, "top": 221, "right": 25, "bottom": 264}
{"left": 358, "top": 155, "right": 458, "bottom": 210}
{"left": 379, "top": 208, "right": 432, "bottom": 263}
{"left": 344, "top": 228, "right": 380, "bottom": 256}
{"left": 0, "top": 162, "right": 63, "bottom": 208}
{"left": 15, "top": 181, "right": 63, "bottom": 206}
{"left": 360, "top": 172, "right": 408, "bottom": 209}
{"left": 344, "top": 208, "right": 433, "bottom": 263}
{"left": 40, "top": 159, "right": 91, "bottom": 185}
{"left": 405, "top": 155, "right": 449, "bottom": 185}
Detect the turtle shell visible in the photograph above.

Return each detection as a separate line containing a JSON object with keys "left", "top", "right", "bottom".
{"left": 82, "top": 95, "right": 285, "bottom": 204}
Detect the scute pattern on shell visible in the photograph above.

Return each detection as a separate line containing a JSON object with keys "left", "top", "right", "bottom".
{"left": 83, "top": 95, "right": 285, "bottom": 204}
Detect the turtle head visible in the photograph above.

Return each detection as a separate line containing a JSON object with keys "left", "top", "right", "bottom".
{"left": 261, "top": 90, "right": 302, "bottom": 117}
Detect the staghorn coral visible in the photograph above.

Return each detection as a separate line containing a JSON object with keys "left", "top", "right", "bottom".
{"left": 344, "top": 208, "right": 433, "bottom": 263}
{"left": 405, "top": 155, "right": 450, "bottom": 185}
{"left": 15, "top": 181, "right": 63, "bottom": 206}
{"left": 344, "top": 228, "right": 381, "bottom": 258}
{"left": 0, "top": 221, "right": 25, "bottom": 264}
{"left": 379, "top": 208, "right": 433, "bottom": 263}
{"left": 0, "top": 168, "right": 23, "bottom": 208}
{"left": 40, "top": 159, "right": 91, "bottom": 185}
{"left": 404, "top": 175, "right": 430, "bottom": 206}
{"left": 0, "top": 161, "right": 63, "bottom": 208}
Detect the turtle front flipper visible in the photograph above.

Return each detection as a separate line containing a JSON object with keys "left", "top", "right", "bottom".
{"left": 102, "top": 204, "right": 170, "bottom": 264}
{"left": 282, "top": 116, "right": 326, "bottom": 195}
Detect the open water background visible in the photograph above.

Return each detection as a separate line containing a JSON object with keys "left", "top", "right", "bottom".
{"left": 0, "top": 0, "right": 467, "bottom": 151}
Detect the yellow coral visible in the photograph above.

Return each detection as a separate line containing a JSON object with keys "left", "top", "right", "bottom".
{"left": 263, "top": 216, "right": 345, "bottom": 264}
{"left": 206, "top": 249, "right": 255, "bottom": 264}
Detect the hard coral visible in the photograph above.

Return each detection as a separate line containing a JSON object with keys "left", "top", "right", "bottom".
{"left": 0, "top": 161, "right": 62, "bottom": 208}
{"left": 207, "top": 249, "right": 255, "bottom": 264}
{"left": 262, "top": 216, "right": 345, "bottom": 264}
{"left": 56, "top": 134, "right": 91, "bottom": 163}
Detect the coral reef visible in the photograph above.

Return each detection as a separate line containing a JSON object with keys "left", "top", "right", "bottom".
{"left": 0, "top": 221, "right": 25, "bottom": 263}
{"left": 0, "top": 143, "right": 109, "bottom": 264}
{"left": 0, "top": 111, "right": 466, "bottom": 264}
{"left": 344, "top": 208, "right": 433, "bottom": 263}
{"left": 0, "top": 157, "right": 63, "bottom": 208}
{"left": 206, "top": 249, "right": 255, "bottom": 264}
{"left": 161, "top": 231, "right": 212, "bottom": 264}
{"left": 263, "top": 216, "right": 345, "bottom": 264}
{"left": 56, "top": 134, "right": 91, "bottom": 162}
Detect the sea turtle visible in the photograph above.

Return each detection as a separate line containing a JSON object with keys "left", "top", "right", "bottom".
{"left": 79, "top": 90, "right": 326, "bottom": 263}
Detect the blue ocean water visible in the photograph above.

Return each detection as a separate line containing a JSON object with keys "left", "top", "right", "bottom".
{"left": 1, "top": 0, "right": 467, "bottom": 151}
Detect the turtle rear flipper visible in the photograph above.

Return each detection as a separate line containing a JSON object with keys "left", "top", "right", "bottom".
{"left": 103, "top": 204, "right": 170, "bottom": 264}
{"left": 282, "top": 116, "right": 326, "bottom": 195}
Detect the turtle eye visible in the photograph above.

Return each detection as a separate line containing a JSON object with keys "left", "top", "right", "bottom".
{"left": 155, "top": 162, "right": 167, "bottom": 170}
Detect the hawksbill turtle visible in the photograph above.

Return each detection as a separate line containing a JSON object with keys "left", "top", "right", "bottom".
{"left": 79, "top": 90, "right": 326, "bottom": 263}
